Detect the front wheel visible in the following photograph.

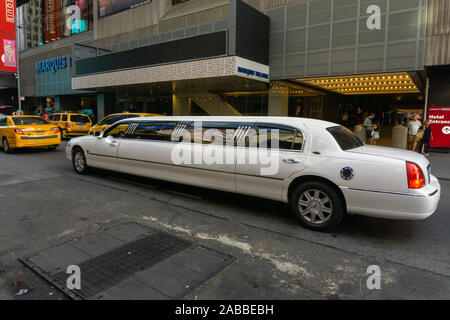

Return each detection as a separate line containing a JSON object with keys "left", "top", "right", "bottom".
{"left": 290, "top": 181, "right": 345, "bottom": 231}
{"left": 2, "top": 137, "right": 13, "bottom": 154}
{"left": 72, "top": 148, "right": 90, "bottom": 174}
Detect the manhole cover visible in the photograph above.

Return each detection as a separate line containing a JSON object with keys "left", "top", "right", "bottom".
{"left": 20, "top": 222, "right": 235, "bottom": 300}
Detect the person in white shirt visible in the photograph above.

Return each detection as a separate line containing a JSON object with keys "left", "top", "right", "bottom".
{"left": 407, "top": 114, "right": 422, "bottom": 150}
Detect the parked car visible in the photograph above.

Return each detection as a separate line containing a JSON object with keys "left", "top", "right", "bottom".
{"left": 65, "top": 116, "right": 441, "bottom": 231}
{"left": 89, "top": 112, "right": 162, "bottom": 135}
{"left": 0, "top": 105, "right": 15, "bottom": 115}
{"left": 0, "top": 115, "right": 61, "bottom": 152}
{"left": 48, "top": 112, "right": 92, "bottom": 139}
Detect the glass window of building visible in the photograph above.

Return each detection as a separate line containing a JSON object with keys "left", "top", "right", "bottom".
{"left": 172, "top": 0, "right": 191, "bottom": 5}
{"left": 17, "top": 0, "right": 93, "bottom": 51}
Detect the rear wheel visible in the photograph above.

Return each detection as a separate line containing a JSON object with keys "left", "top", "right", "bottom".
{"left": 290, "top": 181, "right": 345, "bottom": 231}
{"left": 72, "top": 148, "right": 90, "bottom": 174}
{"left": 2, "top": 137, "right": 13, "bottom": 154}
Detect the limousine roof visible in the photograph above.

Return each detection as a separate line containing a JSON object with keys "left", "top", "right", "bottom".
{"left": 127, "top": 116, "right": 338, "bottom": 129}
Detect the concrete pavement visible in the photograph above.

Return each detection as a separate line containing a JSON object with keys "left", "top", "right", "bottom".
{"left": 0, "top": 146, "right": 449, "bottom": 300}
{"left": 428, "top": 152, "right": 450, "bottom": 181}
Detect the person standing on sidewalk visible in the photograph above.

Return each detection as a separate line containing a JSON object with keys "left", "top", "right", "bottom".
{"left": 407, "top": 114, "right": 422, "bottom": 150}
{"left": 364, "top": 113, "right": 375, "bottom": 143}
{"left": 419, "top": 121, "right": 433, "bottom": 157}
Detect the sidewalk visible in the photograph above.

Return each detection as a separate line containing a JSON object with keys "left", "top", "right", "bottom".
{"left": 428, "top": 152, "right": 450, "bottom": 181}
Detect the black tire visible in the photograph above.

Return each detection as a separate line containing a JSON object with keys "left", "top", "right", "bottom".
{"left": 290, "top": 181, "right": 345, "bottom": 231}
{"left": 2, "top": 137, "right": 13, "bottom": 154}
{"left": 72, "top": 147, "right": 90, "bottom": 174}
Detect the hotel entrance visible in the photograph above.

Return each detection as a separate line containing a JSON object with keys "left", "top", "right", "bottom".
{"left": 293, "top": 72, "right": 426, "bottom": 147}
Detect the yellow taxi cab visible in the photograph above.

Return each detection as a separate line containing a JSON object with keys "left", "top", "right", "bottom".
{"left": 0, "top": 115, "right": 61, "bottom": 153}
{"left": 48, "top": 112, "right": 92, "bottom": 139}
{"left": 89, "top": 112, "right": 162, "bottom": 135}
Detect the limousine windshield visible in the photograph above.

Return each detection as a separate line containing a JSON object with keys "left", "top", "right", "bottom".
{"left": 327, "top": 126, "right": 364, "bottom": 151}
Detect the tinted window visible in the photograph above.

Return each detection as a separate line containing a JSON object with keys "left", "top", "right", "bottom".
{"left": 101, "top": 114, "right": 139, "bottom": 125}
{"left": 0, "top": 117, "right": 6, "bottom": 126}
{"left": 257, "top": 125, "right": 298, "bottom": 150}
{"left": 70, "top": 115, "right": 91, "bottom": 123}
{"left": 292, "top": 131, "right": 304, "bottom": 150}
{"left": 131, "top": 122, "right": 177, "bottom": 141}
{"left": 187, "top": 122, "right": 242, "bottom": 145}
{"left": 62, "top": 114, "right": 68, "bottom": 121}
{"left": 101, "top": 115, "right": 118, "bottom": 125}
{"left": 49, "top": 114, "right": 60, "bottom": 121}
{"left": 104, "top": 123, "right": 130, "bottom": 138}
{"left": 12, "top": 117, "right": 49, "bottom": 125}
{"left": 327, "top": 126, "right": 363, "bottom": 151}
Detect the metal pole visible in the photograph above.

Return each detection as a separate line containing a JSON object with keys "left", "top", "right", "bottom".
{"left": 424, "top": 77, "right": 430, "bottom": 120}
{"left": 15, "top": 9, "right": 22, "bottom": 111}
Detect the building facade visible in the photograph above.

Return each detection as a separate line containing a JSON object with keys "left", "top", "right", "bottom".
{"left": 11, "top": 0, "right": 450, "bottom": 138}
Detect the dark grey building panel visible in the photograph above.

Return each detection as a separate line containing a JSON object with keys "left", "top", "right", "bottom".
{"left": 268, "top": 0, "right": 428, "bottom": 79}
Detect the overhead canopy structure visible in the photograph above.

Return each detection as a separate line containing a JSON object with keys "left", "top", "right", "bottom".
{"left": 294, "top": 72, "right": 422, "bottom": 95}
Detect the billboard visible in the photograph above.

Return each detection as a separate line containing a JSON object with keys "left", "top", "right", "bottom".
{"left": 0, "top": 0, "right": 17, "bottom": 73}
{"left": 98, "top": 0, "right": 152, "bottom": 18}
{"left": 428, "top": 105, "right": 450, "bottom": 149}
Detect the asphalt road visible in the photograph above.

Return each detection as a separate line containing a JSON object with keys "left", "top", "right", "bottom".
{"left": 0, "top": 144, "right": 449, "bottom": 300}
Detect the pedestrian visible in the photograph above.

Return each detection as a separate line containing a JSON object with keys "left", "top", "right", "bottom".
{"left": 407, "top": 114, "right": 422, "bottom": 150}
{"left": 370, "top": 123, "right": 380, "bottom": 145}
{"left": 340, "top": 112, "right": 350, "bottom": 128}
{"left": 364, "top": 113, "right": 375, "bottom": 142}
{"left": 354, "top": 107, "right": 364, "bottom": 127}
{"left": 43, "top": 113, "right": 49, "bottom": 121}
{"left": 418, "top": 120, "right": 433, "bottom": 157}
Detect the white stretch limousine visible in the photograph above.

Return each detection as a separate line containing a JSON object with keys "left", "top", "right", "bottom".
{"left": 66, "top": 117, "right": 441, "bottom": 231}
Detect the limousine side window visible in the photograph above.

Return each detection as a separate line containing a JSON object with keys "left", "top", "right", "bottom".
{"left": 256, "top": 125, "right": 303, "bottom": 151}
{"left": 104, "top": 123, "right": 130, "bottom": 138}
{"left": 186, "top": 122, "right": 243, "bottom": 146}
{"left": 131, "top": 122, "right": 178, "bottom": 142}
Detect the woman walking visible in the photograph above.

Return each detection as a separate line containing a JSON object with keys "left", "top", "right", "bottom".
{"left": 418, "top": 121, "right": 433, "bottom": 157}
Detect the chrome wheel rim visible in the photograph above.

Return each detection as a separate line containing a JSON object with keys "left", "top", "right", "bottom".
{"left": 298, "top": 189, "right": 333, "bottom": 225}
{"left": 74, "top": 152, "right": 85, "bottom": 172}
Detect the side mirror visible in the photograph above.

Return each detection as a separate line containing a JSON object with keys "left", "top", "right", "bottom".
{"left": 93, "top": 131, "right": 104, "bottom": 138}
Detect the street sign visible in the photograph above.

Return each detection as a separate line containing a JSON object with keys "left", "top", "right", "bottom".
{"left": 428, "top": 105, "right": 450, "bottom": 148}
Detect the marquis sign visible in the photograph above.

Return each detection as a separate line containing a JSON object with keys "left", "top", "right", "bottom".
{"left": 36, "top": 55, "right": 72, "bottom": 73}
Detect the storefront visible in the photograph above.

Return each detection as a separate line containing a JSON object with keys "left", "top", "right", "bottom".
{"left": 31, "top": 53, "right": 98, "bottom": 117}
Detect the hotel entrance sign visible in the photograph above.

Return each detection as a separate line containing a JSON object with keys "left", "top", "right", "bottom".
{"left": 428, "top": 105, "right": 450, "bottom": 148}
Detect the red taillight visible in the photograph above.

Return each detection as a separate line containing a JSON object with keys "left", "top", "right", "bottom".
{"left": 51, "top": 127, "right": 60, "bottom": 133}
{"left": 406, "top": 162, "right": 424, "bottom": 189}
{"left": 65, "top": 122, "right": 71, "bottom": 128}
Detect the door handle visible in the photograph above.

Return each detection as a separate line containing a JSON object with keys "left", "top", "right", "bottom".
{"left": 109, "top": 141, "right": 118, "bottom": 147}
{"left": 283, "top": 158, "right": 301, "bottom": 164}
